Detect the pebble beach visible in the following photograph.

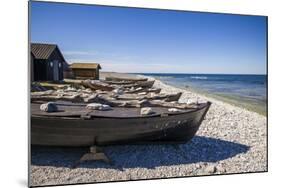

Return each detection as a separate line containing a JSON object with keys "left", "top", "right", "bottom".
{"left": 30, "top": 72, "right": 267, "bottom": 187}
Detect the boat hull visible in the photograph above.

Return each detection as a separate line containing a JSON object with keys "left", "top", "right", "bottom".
{"left": 31, "top": 102, "right": 211, "bottom": 146}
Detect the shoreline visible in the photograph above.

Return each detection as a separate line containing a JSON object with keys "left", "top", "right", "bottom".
{"left": 31, "top": 72, "right": 267, "bottom": 186}
{"left": 137, "top": 73, "right": 266, "bottom": 117}
{"left": 137, "top": 74, "right": 266, "bottom": 116}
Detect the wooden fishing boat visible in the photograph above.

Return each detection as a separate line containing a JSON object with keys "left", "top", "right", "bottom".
{"left": 81, "top": 80, "right": 115, "bottom": 91}
{"left": 80, "top": 80, "right": 155, "bottom": 91}
{"left": 124, "top": 87, "right": 161, "bottom": 94}
{"left": 105, "top": 76, "right": 148, "bottom": 82}
{"left": 122, "top": 80, "right": 155, "bottom": 88}
{"left": 103, "top": 80, "right": 136, "bottom": 85}
{"left": 30, "top": 90, "right": 178, "bottom": 104}
{"left": 116, "top": 92, "right": 182, "bottom": 102}
{"left": 31, "top": 101, "right": 211, "bottom": 146}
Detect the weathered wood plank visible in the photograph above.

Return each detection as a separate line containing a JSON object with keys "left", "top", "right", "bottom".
{"left": 105, "top": 76, "right": 148, "bottom": 82}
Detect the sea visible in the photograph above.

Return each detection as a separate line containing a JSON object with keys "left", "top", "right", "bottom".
{"left": 140, "top": 73, "right": 267, "bottom": 116}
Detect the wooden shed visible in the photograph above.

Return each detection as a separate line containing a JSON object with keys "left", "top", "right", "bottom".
{"left": 70, "top": 63, "right": 102, "bottom": 80}
{"left": 31, "top": 43, "right": 67, "bottom": 81}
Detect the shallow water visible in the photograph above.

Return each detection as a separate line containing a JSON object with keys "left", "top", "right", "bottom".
{"left": 141, "top": 73, "right": 267, "bottom": 116}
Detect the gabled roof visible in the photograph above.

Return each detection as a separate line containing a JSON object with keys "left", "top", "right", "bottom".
{"left": 70, "top": 63, "right": 102, "bottom": 70}
{"left": 31, "top": 43, "right": 56, "bottom": 59}
{"left": 31, "top": 43, "right": 66, "bottom": 62}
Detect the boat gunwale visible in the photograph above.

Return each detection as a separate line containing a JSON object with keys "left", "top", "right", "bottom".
{"left": 31, "top": 102, "right": 211, "bottom": 120}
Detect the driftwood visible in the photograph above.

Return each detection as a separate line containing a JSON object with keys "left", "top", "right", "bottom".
{"left": 105, "top": 76, "right": 148, "bottom": 82}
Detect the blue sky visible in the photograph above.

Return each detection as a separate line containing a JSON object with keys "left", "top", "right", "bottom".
{"left": 31, "top": 1, "right": 267, "bottom": 74}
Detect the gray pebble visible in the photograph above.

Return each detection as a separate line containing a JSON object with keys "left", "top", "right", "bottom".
{"left": 205, "top": 165, "right": 217, "bottom": 173}
{"left": 40, "top": 102, "right": 58, "bottom": 112}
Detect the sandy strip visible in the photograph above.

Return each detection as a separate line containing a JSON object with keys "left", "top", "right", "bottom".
{"left": 30, "top": 72, "right": 267, "bottom": 186}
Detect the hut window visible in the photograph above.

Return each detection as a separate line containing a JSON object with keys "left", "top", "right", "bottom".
{"left": 50, "top": 62, "right": 53, "bottom": 67}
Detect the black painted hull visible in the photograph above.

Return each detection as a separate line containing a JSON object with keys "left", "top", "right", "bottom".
{"left": 31, "top": 102, "right": 211, "bottom": 146}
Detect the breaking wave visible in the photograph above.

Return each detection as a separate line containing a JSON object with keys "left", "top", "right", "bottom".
{"left": 190, "top": 76, "right": 208, "bottom": 80}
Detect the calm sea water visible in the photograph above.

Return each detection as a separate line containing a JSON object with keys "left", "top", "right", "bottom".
{"left": 141, "top": 73, "right": 267, "bottom": 115}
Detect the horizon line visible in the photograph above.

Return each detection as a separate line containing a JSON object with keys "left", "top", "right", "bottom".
{"left": 101, "top": 71, "right": 267, "bottom": 76}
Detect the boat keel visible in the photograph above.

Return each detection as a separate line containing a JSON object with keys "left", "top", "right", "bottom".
{"left": 72, "top": 146, "right": 112, "bottom": 168}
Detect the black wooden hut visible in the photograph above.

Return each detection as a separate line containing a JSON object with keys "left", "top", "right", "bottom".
{"left": 31, "top": 43, "right": 67, "bottom": 81}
